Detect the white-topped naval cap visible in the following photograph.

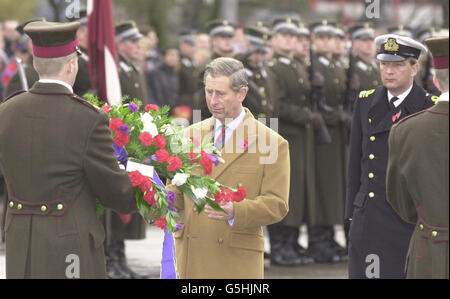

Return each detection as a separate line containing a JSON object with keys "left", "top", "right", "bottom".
{"left": 375, "top": 34, "right": 428, "bottom": 62}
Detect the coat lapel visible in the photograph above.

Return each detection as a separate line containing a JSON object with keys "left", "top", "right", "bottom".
{"left": 368, "top": 87, "right": 394, "bottom": 134}
{"left": 210, "top": 109, "right": 258, "bottom": 180}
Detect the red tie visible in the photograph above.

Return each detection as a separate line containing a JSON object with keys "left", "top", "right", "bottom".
{"left": 214, "top": 125, "right": 226, "bottom": 149}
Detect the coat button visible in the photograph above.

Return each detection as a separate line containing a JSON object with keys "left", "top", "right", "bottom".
{"left": 369, "top": 192, "right": 375, "bottom": 198}
{"left": 419, "top": 224, "right": 424, "bottom": 230}
{"left": 369, "top": 118, "right": 372, "bottom": 124}
{"left": 9, "top": 201, "right": 14, "bottom": 208}
{"left": 41, "top": 205, "right": 47, "bottom": 212}
{"left": 262, "top": 100, "right": 267, "bottom": 106}
{"left": 192, "top": 206, "right": 197, "bottom": 212}
{"left": 57, "top": 204, "right": 64, "bottom": 211}
{"left": 256, "top": 74, "right": 261, "bottom": 79}
{"left": 370, "top": 136, "right": 376, "bottom": 142}
{"left": 17, "top": 204, "right": 23, "bottom": 210}
{"left": 134, "top": 83, "right": 139, "bottom": 88}
{"left": 218, "top": 238, "right": 224, "bottom": 244}
{"left": 368, "top": 173, "right": 374, "bottom": 179}
{"left": 298, "top": 78, "right": 304, "bottom": 84}
{"left": 432, "top": 231, "right": 438, "bottom": 237}
{"left": 369, "top": 154, "right": 375, "bottom": 160}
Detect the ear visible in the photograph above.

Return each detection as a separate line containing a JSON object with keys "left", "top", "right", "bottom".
{"left": 433, "top": 75, "right": 441, "bottom": 92}
{"left": 238, "top": 86, "right": 249, "bottom": 103}
{"left": 411, "top": 61, "right": 419, "bottom": 78}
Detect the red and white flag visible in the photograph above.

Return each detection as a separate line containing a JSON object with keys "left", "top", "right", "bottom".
{"left": 87, "top": 0, "right": 122, "bottom": 105}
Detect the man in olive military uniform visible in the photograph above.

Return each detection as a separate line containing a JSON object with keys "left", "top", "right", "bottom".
{"left": 4, "top": 18, "right": 45, "bottom": 97}
{"left": 178, "top": 29, "right": 199, "bottom": 111}
{"left": 386, "top": 36, "right": 449, "bottom": 279}
{"left": 116, "top": 21, "right": 148, "bottom": 105}
{"left": 195, "top": 20, "right": 236, "bottom": 121}
{"left": 66, "top": 8, "right": 92, "bottom": 96}
{"left": 308, "top": 20, "right": 348, "bottom": 263}
{"left": 346, "top": 34, "right": 435, "bottom": 278}
{"left": 347, "top": 23, "right": 381, "bottom": 113}
{"left": 0, "top": 21, "right": 137, "bottom": 279}
{"left": 414, "top": 28, "right": 441, "bottom": 96}
{"left": 234, "top": 23, "right": 274, "bottom": 120}
{"left": 107, "top": 21, "right": 149, "bottom": 279}
{"left": 265, "top": 18, "right": 318, "bottom": 266}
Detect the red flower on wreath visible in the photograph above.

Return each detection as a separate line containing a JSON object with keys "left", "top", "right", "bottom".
{"left": 154, "top": 134, "right": 167, "bottom": 149}
{"left": 167, "top": 156, "right": 183, "bottom": 172}
{"left": 189, "top": 152, "right": 198, "bottom": 162}
{"left": 144, "top": 189, "right": 157, "bottom": 205}
{"left": 199, "top": 150, "right": 212, "bottom": 175}
{"left": 145, "top": 104, "right": 159, "bottom": 112}
{"left": 102, "top": 105, "right": 113, "bottom": 113}
{"left": 155, "top": 149, "right": 170, "bottom": 163}
{"left": 138, "top": 177, "right": 153, "bottom": 193}
{"left": 232, "top": 187, "right": 247, "bottom": 202}
{"left": 139, "top": 132, "right": 153, "bottom": 147}
{"left": 114, "top": 132, "right": 130, "bottom": 147}
{"left": 155, "top": 216, "right": 167, "bottom": 230}
{"left": 129, "top": 171, "right": 145, "bottom": 187}
{"left": 110, "top": 118, "right": 124, "bottom": 132}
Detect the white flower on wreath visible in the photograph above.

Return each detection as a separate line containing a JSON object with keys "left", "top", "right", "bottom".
{"left": 172, "top": 173, "right": 189, "bottom": 186}
{"left": 161, "top": 124, "right": 174, "bottom": 136}
{"left": 191, "top": 187, "right": 208, "bottom": 199}
{"left": 141, "top": 113, "right": 159, "bottom": 136}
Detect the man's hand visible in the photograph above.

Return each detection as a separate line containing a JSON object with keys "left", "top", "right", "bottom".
{"left": 204, "top": 201, "right": 234, "bottom": 221}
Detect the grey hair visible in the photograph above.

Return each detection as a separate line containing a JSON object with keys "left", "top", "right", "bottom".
{"left": 203, "top": 57, "right": 248, "bottom": 92}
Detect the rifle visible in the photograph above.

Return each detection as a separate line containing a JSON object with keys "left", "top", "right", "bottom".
{"left": 14, "top": 57, "right": 29, "bottom": 91}
{"left": 309, "top": 48, "right": 332, "bottom": 145}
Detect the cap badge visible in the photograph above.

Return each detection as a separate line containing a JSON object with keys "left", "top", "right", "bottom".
{"left": 384, "top": 38, "right": 399, "bottom": 52}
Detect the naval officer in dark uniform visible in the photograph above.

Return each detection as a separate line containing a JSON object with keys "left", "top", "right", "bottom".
{"left": 346, "top": 34, "right": 436, "bottom": 278}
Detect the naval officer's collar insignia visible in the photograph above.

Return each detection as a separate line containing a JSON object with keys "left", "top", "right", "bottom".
{"left": 384, "top": 38, "right": 400, "bottom": 52}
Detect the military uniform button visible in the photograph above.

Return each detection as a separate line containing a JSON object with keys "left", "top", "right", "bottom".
{"left": 41, "top": 205, "right": 47, "bottom": 212}
{"left": 134, "top": 83, "right": 139, "bottom": 88}
{"left": 57, "top": 204, "right": 64, "bottom": 211}
{"left": 259, "top": 87, "right": 265, "bottom": 95}
{"left": 255, "top": 74, "right": 261, "bottom": 79}
{"left": 369, "top": 192, "right": 375, "bottom": 198}
{"left": 369, "top": 118, "right": 372, "bottom": 124}
{"left": 432, "top": 231, "right": 438, "bottom": 237}
{"left": 17, "top": 204, "right": 23, "bottom": 210}
{"left": 192, "top": 206, "right": 197, "bottom": 212}
{"left": 368, "top": 173, "right": 374, "bottom": 179}
{"left": 370, "top": 136, "right": 376, "bottom": 142}
{"left": 369, "top": 154, "right": 375, "bottom": 160}
{"left": 419, "top": 224, "right": 424, "bottom": 230}
{"left": 330, "top": 64, "right": 335, "bottom": 69}
{"left": 9, "top": 201, "right": 14, "bottom": 208}
{"left": 298, "top": 78, "right": 304, "bottom": 84}
{"left": 262, "top": 100, "right": 267, "bottom": 106}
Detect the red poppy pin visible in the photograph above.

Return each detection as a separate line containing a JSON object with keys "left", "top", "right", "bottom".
{"left": 392, "top": 110, "right": 402, "bottom": 123}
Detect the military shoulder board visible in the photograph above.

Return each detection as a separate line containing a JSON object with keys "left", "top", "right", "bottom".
{"left": 261, "top": 68, "right": 267, "bottom": 78}
{"left": 245, "top": 68, "right": 254, "bottom": 77}
{"left": 359, "top": 89, "right": 376, "bottom": 99}
{"left": 119, "top": 61, "right": 132, "bottom": 73}
{"left": 181, "top": 58, "right": 192, "bottom": 68}
{"left": 318, "top": 56, "right": 330, "bottom": 67}
{"left": 427, "top": 93, "right": 440, "bottom": 105}
{"left": 278, "top": 57, "right": 291, "bottom": 65}
{"left": 70, "top": 94, "right": 100, "bottom": 113}
{"left": 357, "top": 60, "right": 368, "bottom": 72}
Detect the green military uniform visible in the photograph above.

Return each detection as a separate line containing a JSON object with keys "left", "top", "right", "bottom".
{"left": 178, "top": 30, "right": 199, "bottom": 109}
{"left": 386, "top": 36, "right": 449, "bottom": 279}
{"left": 414, "top": 28, "right": 441, "bottom": 96}
{"left": 119, "top": 55, "right": 148, "bottom": 105}
{"left": 0, "top": 21, "right": 136, "bottom": 279}
{"left": 73, "top": 47, "right": 92, "bottom": 96}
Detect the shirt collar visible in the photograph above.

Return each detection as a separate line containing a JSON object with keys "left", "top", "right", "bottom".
{"left": 38, "top": 79, "right": 73, "bottom": 94}
{"left": 214, "top": 107, "right": 246, "bottom": 139}
{"left": 387, "top": 84, "right": 413, "bottom": 108}
{"left": 439, "top": 92, "right": 449, "bottom": 102}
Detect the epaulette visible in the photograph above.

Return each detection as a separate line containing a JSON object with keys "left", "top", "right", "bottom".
{"left": 359, "top": 89, "right": 376, "bottom": 99}
{"left": 70, "top": 94, "right": 100, "bottom": 113}
{"left": 2, "top": 89, "right": 27, "bottom": 103}
{"left": 426, "top": 93, "right": 440, "bottom": 105}
{"left": 267, "top": 59, "right": 276, "bottom": 68}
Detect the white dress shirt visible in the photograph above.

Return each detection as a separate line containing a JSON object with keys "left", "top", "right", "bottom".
{"left": 387, "top": 84, "right": 413, "bottom": 108}
{"left": 38, "top": 79, "right": 74, "bottom": 94}
{"left": 213, "top": 107, "right": 247, "bottom": 145}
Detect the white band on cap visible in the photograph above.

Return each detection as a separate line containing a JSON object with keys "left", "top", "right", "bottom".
{"left": 116, "top": 27, "right": 140, "bottom": 42}
{"left": 273, "top": 22, "right": 299, "bottom": 34}
{"left": 210, "top": 25, "right": 235, "bottom": 37}
{"left": 352, "top": 28, "right": 375, "bottom": 39}
{"left": 313, "top": 25, "right": 335, "bottom": 35}
{"left": 246, "top": 35, "right": 266, "bottom": 46}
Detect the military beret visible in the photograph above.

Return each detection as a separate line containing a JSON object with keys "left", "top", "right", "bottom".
{"left": 24, "top": 21, "right": 81, "bottom": 58}
{"left": 375, "top": 34, "right": 428, "bottom": 62}
{"left": 206, "top": 20, "right": 235, "bottom": 37}
{"left": 66, "top": 8, "right": 88, "bottom": 26}
{"left": 349, "top": 23, "right": 375, "bottom": 40}
{"left": 15, "top": 17, "right": 46, "bottom": 35}
{"left": 310, "top": 20, "right": 336, "bottom": 37}
{"left": 388, "top": 25, "right": 413, "bottom": 38}
{"left": 424, "top": 36, "right": 449, "bottom": 69}
{"left": 272, "top": 18, "right": 300, "bottom": 35}
{"left": 115, "top": 21, "right": 143, "bottom": 42}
